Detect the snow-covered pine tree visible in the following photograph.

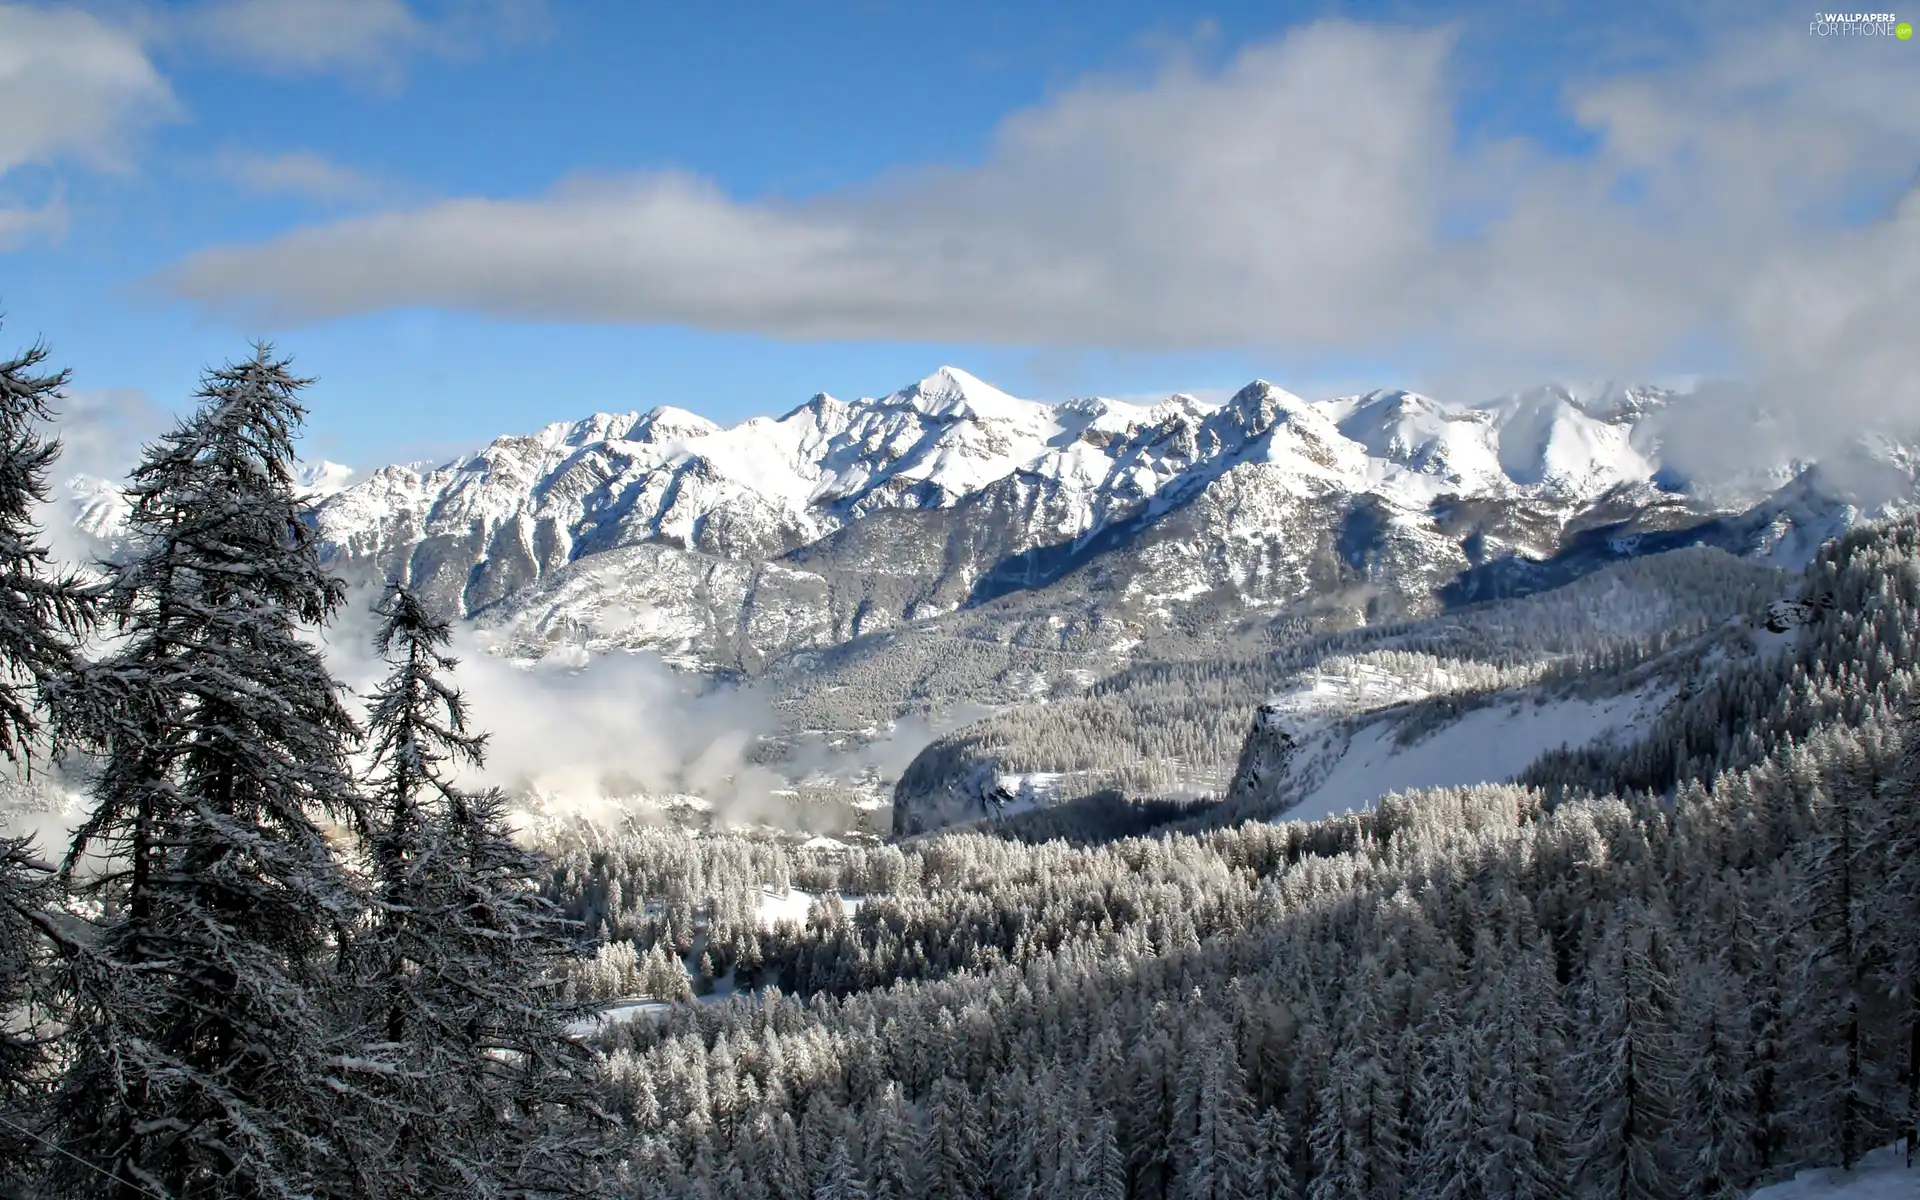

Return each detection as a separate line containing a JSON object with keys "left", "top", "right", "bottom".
{"left": 768, "top": 1111, "right": 811, "bottom": 1200}
{"left": 922, "top": 1076, "right": 985, "bottom": 1200}
{"left": 1678, "top": 951, "right": 1759, "bottom": 1199}
{"left": 859, "top": 1080, "right": 921, "bottom": 1200}
{"left": 352, "top": 577, "right": 485, "bottom": 1181}
{"left": 1414, "top": 1001, "right": 1484, "bottom": 1200}
{"left": 1486, "top": 931, "right": 1571, "bottom": 1200}
{"left": 1786, "top": 745, "right": 1900, "bottom": 1171}
{"left": 815, "top": 1137, "right": 868, "bottom": 1200}
{"left": 1182, "top": 1042, "right": 1257, "bottom": 1200}
{"left": 1570, "top": 904, "right": 1686, "bottom": 1200}
{"left": 1080, "top": 1110, "right": 1127, "bottom": 1200}
{"left": 48, "top": 347, "right": 373, "bottom": 1198}
{"left": 354, "top": 580, "right": 615, "bottom": 1196}
{"left": 1880, "top": 703, "right": 1920, "bottom": 1165}
{"left": 0, "top": 325, "right": 97, "bottom": 1185}
{"left": 0, "top": 325, "right": 96, "bottom": 762}
{"left": 1305, "top": 1045, "right": 1363, "bottom": 1200}
{"left": 1249, "top": 1106, "right": 1298, "bottom": 1200}
{"left": 987, "top": 1067, "right": 1038, "bottom": 1197}
{"left": 0, "top": 835, "right": 56, "bottom": 1185}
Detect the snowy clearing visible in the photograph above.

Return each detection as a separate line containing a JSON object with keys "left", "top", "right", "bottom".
{"left": 1276, "top": 685, "right": 1666, "bottom": 825}
{"left": 754, "top": 886, "right": 866, "bottom": 930}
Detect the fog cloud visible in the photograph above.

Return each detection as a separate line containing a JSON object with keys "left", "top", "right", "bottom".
{"left": 318, "top": 586, "right": 1013, "bottom": 833}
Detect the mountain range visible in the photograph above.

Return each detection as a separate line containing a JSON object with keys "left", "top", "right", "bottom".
{"left": 54, "top": 366, "right": 1920, "bottom": 832}
{"left": 309, "top": 367, "right": 1904, "bottom": 668}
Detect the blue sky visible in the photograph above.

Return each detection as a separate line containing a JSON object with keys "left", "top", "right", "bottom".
{"left": 2, "top": 0, "right": 1915, "bottom": 472}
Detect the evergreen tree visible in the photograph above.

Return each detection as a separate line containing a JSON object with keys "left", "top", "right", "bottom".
{"left": 0, "top": 323, "right": 96, "bottom": 1188}
{"left": 353, "top": 580, "right": 615, "bottom": 1195}
{"left": 1306, "top": 1045, "right": 1362, "bottom": 1200}
{"left": 769, "top": 1112, "right": 811, "bottom": 1200}
{"left": 0, "top": 324, "right": 96, "bottom": 762}
{"left": 1415, "top": 1010, "right": 1485, "bottom": 1200}
{"left": 1485, "top": 934, "right": 1570, "bottom": 1200}
{"left": 1570, "top": 907, "right": 1685, "bottom": 1200}
{"left": 1183, "top": 1043, "right": 1256, "bottom": 1200}
{"left": 1678, "top": 954, "right": 1758, "bottom": 1198}
{"left": 987, "top": 1068, "right": 1037, "bottom": 1198}
{"left": 49, "top": 348, "right": 373, "bottom": 1198}
{"left": 1881, "top": 705, "right": 1920, "bottom": 1165}
{"left": 1250, "top": 1106, "right": 1297, "bottom": 1200}
{"left": 924, "top": 1077, "right": 986, "bottom": 1200}
{"left": 1788, "top": 757, "right": 1898, "bottom": 1170}
{"left": 0, "top": 836, "right": 56, "bottom": 1184}
{"left": 816, "top": 1137, "right": 868, "bottom": 1200}
{"left": 1080, "top": 1111, "right": 1127, "bottom": 1200}
{"left": 861, "top": 1081, "right": 922, "bottom": 1200}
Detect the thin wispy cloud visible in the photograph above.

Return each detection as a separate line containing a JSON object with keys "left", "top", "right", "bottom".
{"left": 0, "top": 192, "right": 67, "bottom": 250}
{"left": 218, "top": 149, "right": 390, "bottom": 203}
{"left": 182, "top": 0, "right": 428, "bottom": 75}
{"left": 0, "top": 0, "right": 545, "bottom": 247}
{"left": 172, "top": 0, "right": 547, "bottom": 83}
{"left": 0, "top": 5, "right": 177, "bottom": 176}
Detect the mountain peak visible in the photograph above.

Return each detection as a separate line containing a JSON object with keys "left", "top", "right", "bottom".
{"left": 896, "top": 366, "right": 1042, "bottom": 422}
{"left": 634, "top": 405, "right": 722, "bottom": 441}
{"left": 924, "top": 365, "right": 990, "bottom": 392}
{"left": 1224, "top": 379, "right": 1321, "bottom": 426}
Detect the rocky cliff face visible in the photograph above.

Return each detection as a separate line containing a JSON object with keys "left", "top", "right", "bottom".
{"left": 1225, "top": 703, "right": 1307, "bottom": 800}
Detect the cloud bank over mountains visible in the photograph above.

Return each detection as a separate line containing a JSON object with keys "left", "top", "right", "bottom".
{"left": 7, "top": 4, "right": 1916, "bottom": 538}
{"left": 149, "top": 20, "right": 1920, "bottom": 475}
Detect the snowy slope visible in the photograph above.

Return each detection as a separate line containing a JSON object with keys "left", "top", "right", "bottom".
{"left": 1271, "top": 684, "right": 1668, "bottom": 825}
{"left": 1204, "top": 557, "right": 1828, "bottom": 831}
{"left": 61, "top": 458, "right": 352, "bottom": 543}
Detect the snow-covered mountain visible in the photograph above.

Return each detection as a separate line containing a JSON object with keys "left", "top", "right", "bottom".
{"left": 174, "top": 369, "right": 1900, "bottom": 675}
{"left": 53, "top": 367, "right": 1919, "bottom": 693}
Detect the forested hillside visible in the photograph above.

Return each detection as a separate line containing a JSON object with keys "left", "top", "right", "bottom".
{"left": 540, "top": 516, "right": 1920, "bottom": 1198}
{"left": 892, "top": 545, "right": 1787, "bottom": 832}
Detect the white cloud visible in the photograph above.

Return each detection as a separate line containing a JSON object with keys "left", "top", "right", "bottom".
{"left": 152, "top": 19, "right": 1920, "bottom": 468}
{"left": 313, "top": 593, "right": 794, "bottom": 823}
{"left": 219, "top": 149, "right": 387, "bottom": 202}
{"left": 49, "top": 384, "right": 173, "bottom": 483}
{"left": 0, "top": 1, "right": 538, "bottom": 246}
{"left": 0, "top": 4, "right": 176, "bottom": 178}
{"left": 35, "top": 384, "right": 174, "bottom": 568}
{"left": 156, "top": 22, "right": 1460, "bottom": 348}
